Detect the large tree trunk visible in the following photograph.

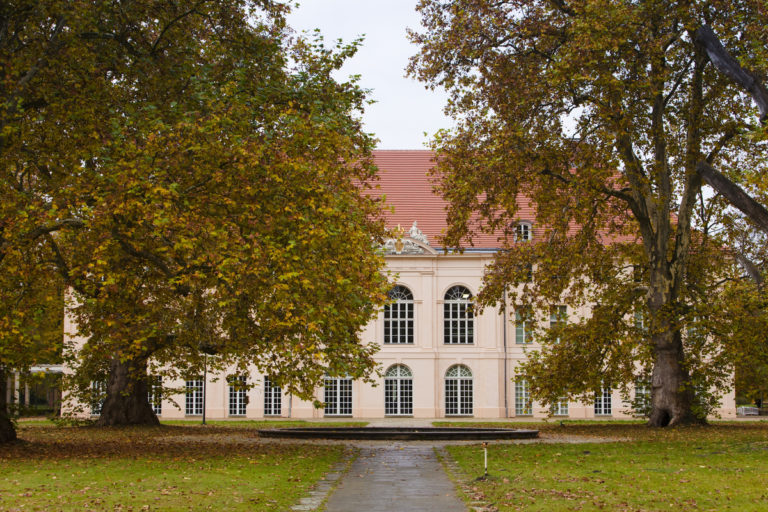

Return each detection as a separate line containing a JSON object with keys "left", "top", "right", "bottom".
{"left": 96, "top": 357, "right": 159, "bottom": 427}
{"left": 648, "top": 332, "right": 702, "bottom": 427}
{"left": 646, "top": 265, "right": 706, "bottom": 427}
{"left": 0, "top": 367, "right": 17, "bottom": 443}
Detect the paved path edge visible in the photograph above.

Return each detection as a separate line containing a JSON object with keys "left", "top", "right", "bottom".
{"left": 291, "top": 446, "right": 359, "bottom": 512}
{"left": 436, "top": 446, "right": 495, "bottom": 512}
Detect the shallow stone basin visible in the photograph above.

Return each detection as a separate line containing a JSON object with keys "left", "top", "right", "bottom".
{"left": 257, "top": 427, "right": 539, "bottom": 440}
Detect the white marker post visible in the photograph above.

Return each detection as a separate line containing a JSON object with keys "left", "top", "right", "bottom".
{"left": 482, "top": 441, "right": 488, "bottom": 478}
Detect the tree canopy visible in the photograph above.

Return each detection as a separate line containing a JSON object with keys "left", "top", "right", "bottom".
{"left": 409, "top": 0, "right": 768, "bottom": 426}
{"left": 1, "top": 0, "right": 389, "bottom": 439}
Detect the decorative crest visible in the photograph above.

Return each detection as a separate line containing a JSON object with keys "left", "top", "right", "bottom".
{"left": 382, "top": 220, "right": 431, "bottom": 255}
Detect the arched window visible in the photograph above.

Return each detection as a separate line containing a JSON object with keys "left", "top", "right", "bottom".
{"left": 515, "top": 222, "right": 532, "bottom": 242}
{"left": 384, "top": 365, "right": 413, "bottom": 416}
{"left": 445, "top": 365, "right": 473, "bottom": 415}
{"left": 444, "top": 286, "right": 473, "bottom": 344}
{"left": 384, "top": 285, "right": 414, "bottom": 344}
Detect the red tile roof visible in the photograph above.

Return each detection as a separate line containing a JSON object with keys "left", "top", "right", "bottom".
{"left": 370, "top": 149, "right": 636, "bottom": 251}
{"left": 371, "top": 150, "right": 524, "bottom": 249}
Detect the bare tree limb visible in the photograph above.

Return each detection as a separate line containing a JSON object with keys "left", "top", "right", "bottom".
{"left": 694, "top": 25, "right": 768, "bottom": 124}
{"left": 697, "top": 161, "right": 768, "bottom": 234}
{"left": 734, "top": 252, "right": 763, "bottom": 288}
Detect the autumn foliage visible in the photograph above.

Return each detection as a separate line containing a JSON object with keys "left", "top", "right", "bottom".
{"left": 410, "top": 0, "right": 768, "bottom": 425}
{"left": 1, "top": 1, "right": 389, "bottom": 439}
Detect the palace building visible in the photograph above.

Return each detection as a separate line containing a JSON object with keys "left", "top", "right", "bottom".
{"left": 66, "top": 150, "right": 736, "bottom": 420}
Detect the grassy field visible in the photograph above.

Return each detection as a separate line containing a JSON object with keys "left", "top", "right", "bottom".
{"left": 440, "top": 421, "right": 768, "bottom": 511}
{"left": 160, "top": 418, "right": 368, "bottom": 428}
{"left": 0, "top": 422, "right": 354, "bottom": 511}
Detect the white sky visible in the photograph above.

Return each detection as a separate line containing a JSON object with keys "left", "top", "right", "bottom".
{"left": 286, "top": 0, "right": 452, "bottom": 149}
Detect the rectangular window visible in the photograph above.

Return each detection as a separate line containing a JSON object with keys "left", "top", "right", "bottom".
{"left": 228, "top": 375, "right": 247, "bottom": 416}
{"left": 185, "top": 378, "right": 203, "bottom": 416}
{"left": 553, "top": 397, "right": 568, "bottom": 416}
{"left": 550, "top": 305, "right": 567, "bottom": 328}
{"left": 444, "top": 301, "right": 474, "bottom": 344}
{"left": 445, "top": 379, "right": 458, "bottom": 415}
{"left": 147, "top": 375, "right": 162, "bottom": 416}
{"left": 550, "top": 305, "right": 567, "bottom": 342}
{"left": 385, "top": 378, "right": 413, "bottom": 416}
{"left": 595, "top": 386, "right": 612, "bottom": 416}
{"left": 687, "top": 316, "right": 702, "bottom": 341}
{"left": 633, "top": 378, "right": 651, "bottom": 416}
{"left": 384, "top": 298, "right": 414, "bottom": 343}
{"left": 515, "top": 263, "right": 533, "bottom": 282}
{"left": 324, "top": 378, "right": 352, "bottom": 416}
{"left": 445, "top": 379, "right": 473, "bottom": 416}
{"left": 264, "top": 377, "right": 282, "bottom": 416}
{"left": 515, "top": 222, "right": 532, "bottom": 242}
{"left": 634, "top": 310, "right": 645, "bottom": 331}
{"left": 515, "top": 307, "right": 532, "bottom": 344}
{"left": 515, "top": 379, "right": 532, "bottom": 416}
{"left": 91, "top": 381, "right": 105, "bottom": 416}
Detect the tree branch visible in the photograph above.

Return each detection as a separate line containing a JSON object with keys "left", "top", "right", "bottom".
{"left": 26, "top": 218, "right": 86, "bottom": 240}
{"left": 150, "top": 2, "right": 208, "bottom": 55}
{"left": 734, "top": 252, "right": 763, "bottom": 288}
{"left": 694, "top": 25, "right": 768, "bottom": 124}
{"left": 697, "top": 161, "right": 768, "bottom": 234}
{"left": 548, "top": 0, "right": 576, "bottom": 16}
{"left": 110, "top": 227, "right": 174, "bottom": 278}
{"left": 44, "top": 233, "right": 93, "bottom": 298}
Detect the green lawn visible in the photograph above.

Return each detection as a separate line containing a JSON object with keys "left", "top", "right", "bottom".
{"left": 160, "top": 418, "right": 368, "bottom": 428}
{"left": 441, "top": 421, "right": 768, "bottom": 511}
{"left": 0, "top": 423, "right": 350, "bottom": 511}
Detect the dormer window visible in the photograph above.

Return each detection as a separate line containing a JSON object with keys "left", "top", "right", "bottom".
{"left": 515, "top": 222, "right": 532, "bottom": 242}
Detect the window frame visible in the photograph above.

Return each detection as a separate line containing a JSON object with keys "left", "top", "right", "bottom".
{"left": 148, "top": 375, "right": 162, "bottom": 416}
{"left": 324, "top": 377, "right": 353, "bottom": 416}
{"left": 384, "top": 365, "right": 413, "bottom": 416}
{"left": 443, "top": 286, "right": 474, "bottom": 345}
{"left": 384, "top": 285, "right": 415, "bottom": 345}
{"left": 515, "top": 307, "right": 532, "bottom": 344}
{"left": 550, "top": 305, "right": 567, "bottom": 342}
{"left": 594, "top": 386, "right": 612, "bottom": 416}
{"left": 633, "top": 378, "right": 651, "bottom": 416}
{"left": 185, "top": 378, "right": 204, "bottom": 416}
{"left": 515, "top": 222, "right": 532, "bottom": 242}
{"left": 553, "top": 397, "right": 568, "bottom": 416}
{"left": 264, "top": 377, "right": 282, "bottom": 416}
{"left": 228, "top": 375, "right": 248, "bottom": 417}
{"left": 91, "top": 381, "right": 105, "bottom": 416}
{"left": 515, "top": 379, "right": 532, "bottom": 416}
{"left": 445, "top": 365, "right": 473, "bottom": 416}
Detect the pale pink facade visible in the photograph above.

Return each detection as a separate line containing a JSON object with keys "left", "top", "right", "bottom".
{"left": 64, "top": 243, "right": 737, "bottom": 421}
{"left": 64, "top": 150, "right": 737, "bottom": 420}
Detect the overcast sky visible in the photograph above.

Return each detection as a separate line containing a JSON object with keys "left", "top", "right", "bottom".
{"left": 286, "top": 0, "right": 451, "bottom": 149}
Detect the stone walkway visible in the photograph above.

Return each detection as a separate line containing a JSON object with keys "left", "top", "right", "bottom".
{"left": 323, "top": 444, "right": 467, "bottom": 512}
